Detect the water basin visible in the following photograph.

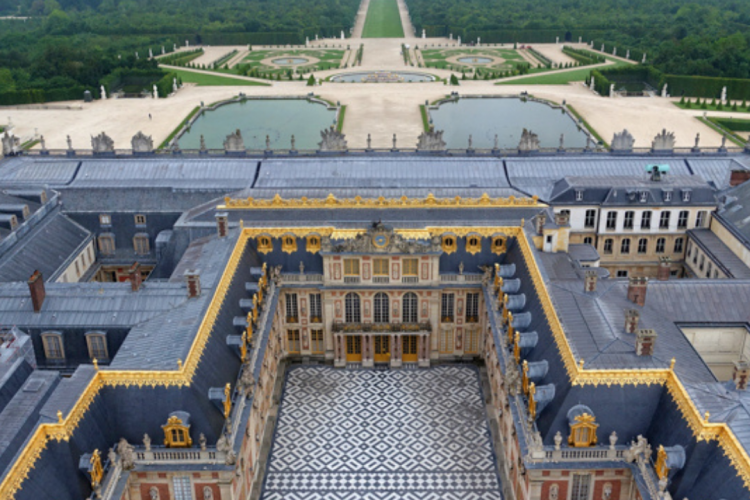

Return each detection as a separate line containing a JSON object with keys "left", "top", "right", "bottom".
{"left": 458, "top": 57, "right": 493, "bottom": 64}
{"left": 331, "top": 71, "right": 436, "bottom": 83}
{"left": 430, "top": 97, "right": 589, "bottom": 149}
{"left": 272, "top": 57, "right": 309, "bottom": 65}
{"left": 178, "top": 99, "right": 337, "bottom": 150}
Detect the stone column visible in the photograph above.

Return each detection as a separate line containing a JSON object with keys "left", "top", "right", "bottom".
{"left": 334, "top": 334, "right": 346, "bottom": 368}
{"left": 391, "top": 334, "right": 402, "bottom": 368}
{"left": 363, "top": 334, "right": 374, "bottom": 368}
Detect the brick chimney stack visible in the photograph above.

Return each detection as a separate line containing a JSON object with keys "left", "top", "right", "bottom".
{"left": 185, "top": 269, "right": 201, "bottom": 298}
{"left": 636, "top": 329, "right": 657, "bottom": 356}
{"left": 28, "top": 270, "right": 45, "bottom": 313}
{"left": 216, "top": 212, "right": 228, "bottom": 238}
{"left": 730, "top": 170, "right": 750, "bottom": 187}
{"left": 584, "top": 269, "right": 598, "bottom": 293}
{"left": 535, "top": 212, "right": 547, "bottom": 236}
{"left": 128, "top": 262, "right": 142, "bottom": 292}
{"left": 733, "top": 359, "right": 750, "bottom": 391}
{"left": 624, "top": 309, "right": 640, "bottom": 334}
{"left": 627, "top": 277, "right": 648, "bottom": 307}
{"left": 657, "top": 257, "right": 671, "bottom": 281}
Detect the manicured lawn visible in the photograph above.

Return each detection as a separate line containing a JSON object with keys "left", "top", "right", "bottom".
{"left": 362, "top": 0, "right": 404, "bottom": 38}
{"left": 674, "top": 100, "right": 750, "bottom": 113}
{"left": 496, "top": 67, "right": 595, "bottom": 85}
{"left": 169, "top": 68, "right": 269, "bottom": 86}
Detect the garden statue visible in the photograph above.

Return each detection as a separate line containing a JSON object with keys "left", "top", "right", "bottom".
{"left": 152, "top": 85, "right": 158, "bottom": 99}
{"left": 66, "top": 135, "right": 72, "bottom": 150}
{"left": 100, "top": 85, "right": 107, "bottom": 99}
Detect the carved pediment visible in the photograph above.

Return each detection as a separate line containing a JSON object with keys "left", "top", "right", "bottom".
{"left": 518, "top": 128, "right": 540, "bottom": 152}
{"left": 318, "top": 127, "right": 347, "bottom": 151}
{"left": 321, "top": 222, "right": 441, "bottom": 254}
{"left": 91, "top": 132, "right": 114, "bottom": 153}
{"left": 611, "top": 129, "right": 635, "bottom": 151}
{"left": 224, "top": 129, "right": 245, "bottom": 152}
{"left": 416, "top": 129, "right": 446, "bottom": 151}
{"left": 131, "top": 131, "right": 153, "bottom": 153}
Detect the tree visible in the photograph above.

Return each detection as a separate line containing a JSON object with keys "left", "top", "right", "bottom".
{"left": 307, "top": 74, "right": 315, "bottom": 86}
{"left": 450, "top": 73, "right": 459, "bottom": 85}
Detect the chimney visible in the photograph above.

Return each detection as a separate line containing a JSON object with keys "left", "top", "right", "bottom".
{"left": 535, "top": 212, "right": 547, "bottom": 235}
{"left": 624, "top": 309, "right": 640, "bottom": 334}
{"left": 627, "top": 277, "right": 648, "bottom": 306}
{"left": 733, "top": 359, "right": 750, "bottom": 391}
{"left": 730, "top": 170, "right": 750, "bottom": 187}
{"left": 128, "top": 262, "right": 142, "bottom": 292}
{"left": 184, "top": 269, "right": 201, "bottom": 298}
{"left": 657, "top": 256, "right": 671, "bottom": 281}
{"left": 636, "top": 329, "right": 657, "bottom": 356}
{"left": 216, "top": 212, "right": 228, "bottom": 238}
{"left": 28, "top": 270, "right": 45, "bottom": 313}
{"left": 584, "top": 269, "right": 598, "bottom": 293}
{"left": 554, "top": 211, "right": 570, "bottom": 226}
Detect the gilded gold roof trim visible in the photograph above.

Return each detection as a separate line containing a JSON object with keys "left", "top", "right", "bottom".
{"left": 0, "top": 231, "right": 252, "bottom": 500}
{"left": 513, "top": 230, "right": 750, "bottom": 489}
{"left": 219, "top": 192, "right": 542, "bottom": 210}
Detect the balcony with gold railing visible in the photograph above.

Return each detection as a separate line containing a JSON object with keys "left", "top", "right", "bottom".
{"left": 332, "top": 321, "right": 432, "bottom": 334}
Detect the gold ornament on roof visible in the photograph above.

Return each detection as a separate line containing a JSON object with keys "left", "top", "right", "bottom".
{"left": 89, "top": 449, "right": 103, "bottom": 490}
{"left": 223, "top": 383, "right": 232, "bottom": 420}
{"left": 655, "top": 445, "right": 670, "bottom": 480}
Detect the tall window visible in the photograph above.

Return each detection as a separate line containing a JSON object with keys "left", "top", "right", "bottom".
{"left": 659, "top": 211, "right": 671, "bottom": 229}
{"left": 623, "top": 211, "right": 634, "bottom": 229}
{"left": 309, "top": 293, "right": 322, "bottom": 323}
{"left": 674, "top": 238, "right": 684, "bottom": 253}
{"left": 133, "top": 233, "right": 150, "bottom": 255}
{"left": 345, "top": 293, "right": 361, "bottom": 323}
{"left": 678, "top": 210, "right": 689, "bottom": 229}
{"left": 86, "top": 332, "right": 108, "bottom": 360}
{"left": 98, "top": 234, "right": 115, "bottom": 256}
{"left": 696, "top": 210, "right": 707, "bottom": 228}
{"left": 583, "top": 236, "right": 593, "bottom": 245}
{"left": 373, "top": 292, "right": 389, "bottom": 323}
{"left": 441, "top": 293, "right": 455, "bottom": 322}
{"left": 584, "top": 209, "right": 596, "bottom": 228}
{"left": 656, "top": 238, "right": 666, "bottom": 253}
{"left": 621, "top": 238, "right": 630, "bottom": 254}
{"left": 285, "top": 293, "right": 298, "bottom": 323}
{"left": 466, "top": 292, "right": 479, "bottom": 323}
{"left": 402, "top": 292, "right": 418, "bottom": 323}
{"left": 641, "top": 211, "right": 652, "bottom": 229}
{"left": 603, "top": 239, "right": 613, "bottom": 254}
{"left": 172, "top": 476, "right": 192, "bottom": 500}
{"left": 570, "top": 474, "right": 592, "bottom": 500}
{"left": 287, "top": 330, "right": 300, "bottom": 354}
{"left": 402, "top": 258, "right": 418, "bottom": 276}
{"left": 606, "top": 211, "right": 617, "bottom": 230}
{"left": 42, "top": 333, "right": 64, "bottom": 360}
{"left": 310, "top": 329, "right": 324, "bottom": 354}
{"left": 344, "top": 259, "right": 360, "bottom": 276}
{"left": 373, "top": 258, "right": 389, "bottom": 276}
{"left": 637, "top": 238, "right": 648, "bottom": 254}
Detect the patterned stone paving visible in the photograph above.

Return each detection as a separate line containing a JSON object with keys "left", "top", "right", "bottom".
{"left": 261, "top": 365, "right": 503, "bottom": 499}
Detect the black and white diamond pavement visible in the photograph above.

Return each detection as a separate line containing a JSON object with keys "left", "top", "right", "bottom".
{"left": 261, "top": 366, "right": 503, "bottom": 500}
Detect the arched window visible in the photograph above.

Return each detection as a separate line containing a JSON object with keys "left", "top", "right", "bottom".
{"left": 345, "top": 293, "right": 361, "bottom": 323}
{"left": 373, "top": 292, "right": 389, "bottom": 323}
{"left": 402, "top": 292, "right": 418, "bottom": 323}
{"left": 567, "top": 405, "right": 598, "bottom": 448}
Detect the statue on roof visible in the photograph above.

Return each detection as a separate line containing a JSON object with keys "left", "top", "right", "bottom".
{"left": 651, "top": 129, "right": 675, "bottom": 152}
{"left": 318, "top": 126, "right": 347, "bottom": 151}
{"left": 224, "top": 129, "right": 245, "bottom": 152}
{"left": 611, "top": 129, "right": 635, "bottom": 152}
{"left": 91, "top": 132, "right": 114, "bottom": 153}
{"left": 416, "top": 128, "right": 446, "bottom": 151}
{"left": 517, "top": 128, "right": 540, "bottom": 152}
{"left": 131, "top": 131, "right": 154, "bottom": 153}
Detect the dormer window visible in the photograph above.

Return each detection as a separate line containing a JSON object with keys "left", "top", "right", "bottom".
{"left": 257, "top": 235, "right": 272, "bottom": 254}
{"left": 639, "top": 191, "right": 648, "bottom": 203}
{"left": 99, "top": 214, "right": 111, "bottom": 226}
{"left": 663, "top": 190, "right": 672, "bottom": 202}
{"left": 575, "top": 189, "right": 584, "bottom": 201}
{"left": 567, "top": 405, "right": 598, "bottom": 448}
{"left": 682, "top": 189, "right": 691, "bottom": 202}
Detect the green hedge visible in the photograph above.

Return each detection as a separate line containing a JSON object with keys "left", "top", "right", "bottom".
{"left": 714, "top": 118, "right": 750, "bottom": 132}
{"left": 663, "top": 74, "right": 750, "bottom": 100}
{"left": 0, "top": 86, "right": 95, "bottom": 105}
{"left": 159, "top": 48, "right": 203, "bottom": 66}
{"left": 562, "top": 46, "right": 604, "bottom": 66}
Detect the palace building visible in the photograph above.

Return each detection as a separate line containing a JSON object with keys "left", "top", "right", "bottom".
{"left": 0, "top": 151, "right": 749, "bottom": 500}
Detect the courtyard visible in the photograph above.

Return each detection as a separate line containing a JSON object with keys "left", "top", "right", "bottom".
{"left": 261, "top": 365, "right": 503, "bottom": 499}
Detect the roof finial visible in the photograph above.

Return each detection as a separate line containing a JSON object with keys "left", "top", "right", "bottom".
{"left": 177, "top": 358, "right": 183, "bottom": 369}
{"left": 93, "top": 358, "right": 99, "bottom": 371}
{"left": 579, "top": 358, "right": 585, "bottom": 370}
{"left": 57, "top": 410, "right": 63, "bottom": 423}
{"left": 670, "top": 358, "right": 676, "bottom": 370}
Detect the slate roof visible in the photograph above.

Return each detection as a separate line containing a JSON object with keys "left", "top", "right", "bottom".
{"left": 0, "top": 207, "right": 91, "bottom": 282}
{"left": 688, "top": 228, "right": 750, "bottom": 279}
{"left": 717, "top": 177, "right": 750, "bottom": 246}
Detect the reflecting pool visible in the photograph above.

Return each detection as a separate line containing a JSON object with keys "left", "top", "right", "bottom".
{"left": 429, "top": 98, "right": 589, "bottom": 149}
{"left": 457, "top": 57, "right": 493, "bottom": 64}
{"left": 272, "top": 57, "right": 309, "bottom": 65}
{"left": 178, "top": 99, "right": 337, "bottom": 150}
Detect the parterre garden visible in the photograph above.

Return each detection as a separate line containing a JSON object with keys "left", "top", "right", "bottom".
{"left": 234, "top": 49, "right": 346, "bottom": 78}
